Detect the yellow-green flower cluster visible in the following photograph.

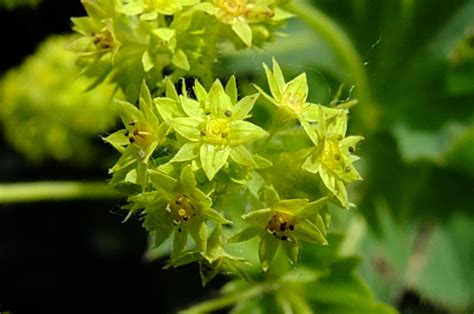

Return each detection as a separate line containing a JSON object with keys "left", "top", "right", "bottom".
{"left": 0, "top": 35, "right": 117, "bottom": 164}
{"left": 68, "top": 0, "right": 291, "bottom": 101}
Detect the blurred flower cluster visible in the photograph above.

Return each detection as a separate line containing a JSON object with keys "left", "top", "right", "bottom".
{"left": 0, "top": 36, "right": 118, "bottom": 164}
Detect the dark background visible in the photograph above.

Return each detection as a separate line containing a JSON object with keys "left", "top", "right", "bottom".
{"left": 0, "top": 1, "right": 225, "bottom": 313}
{"left": 1, "top": 0, "right": 469, "bottom": 313}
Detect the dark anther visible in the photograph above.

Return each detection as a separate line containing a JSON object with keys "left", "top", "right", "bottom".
{"left": 128, "top": 137, "right": 135, "bottom": 143}
{"left": 280, "top": 222, "right": 287, "bottom": 232}
{"left": 129, "top": 120, "right": 136, "bottom": 126}
{"left": 334, "top": 154, "right": 341, "bottom": 161}
{"left": 183, "top": 216, "right": 189, "bottom": 221}
{"left": 272, "top": 231, "right": 277, "bottom": 237}
{"left": 224, "top": 109, "right": 232, "bottom": 117}
{"left": 124, "top": 130, "right": 129, "bottom": 136}
{"left": 281, "top": 235, "right": 288, "bottom": 241}
{"left": 345, "top": 166, "right": 351, "bottom": 172}
{"left": 337, "top": 135, "right": 343, "bottom": 140}
{"left": 205, "top": 110, "right": 211, "bottom": 115}
{"left": 178, "top": 228, "right": 182, "bottom": 232}
{"left": 175, "top": 198, "right": 182, "bottom": 205}
{"left": 200, "top": 130, "right": 206, "bottom": 136}
{"left": 349, "top": 146, "right": 355, "bottom": 153}
{"left": 133, "top": 129, "right": 140, "bottom": 136}
{"left": 289, "top": 225, "right": 295, "bottom": 231}
{"left": 221, "top": 132, "right": 228, "bottom": 138}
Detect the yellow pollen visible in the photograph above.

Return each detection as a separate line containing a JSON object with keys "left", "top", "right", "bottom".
{"left": 201, "top": 118, "right": 231, "bottom": 144}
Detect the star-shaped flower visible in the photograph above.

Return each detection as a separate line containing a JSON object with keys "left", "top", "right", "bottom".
{"left": 255, "top": 58, "right": 347, "bottom": 144}
{"left": 192, "top": 0, "right": 289, "bottom": 46}
{"left": 103, "top": 81, "right": 168, "bottom": 185}
{"left": 166, "top": 226, "right": 250, "bottom": 285}
{"left": 229, "top": 186, "right": 329, "bottom": 271}
{"left": 135, "top": 165, "right": 231, "bottom": 258}
{"left": 169, "top": 77, "right": 268, "bottom": 180}
{"left": 302, "top": 107, "right": 363, "bottom": 208}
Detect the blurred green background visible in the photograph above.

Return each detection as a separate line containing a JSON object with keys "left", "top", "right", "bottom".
{"left": 0, "top": 0, "right": 472, "bottom": 313}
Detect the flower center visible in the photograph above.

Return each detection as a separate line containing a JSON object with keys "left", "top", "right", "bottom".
{"left": 93, "top": 30, "right": 114, "bottom": 50}
{"left": 281, "top": 91, "right": 305, "bottom": 115}
{"left": 127, "top": 120, "right": 155, "bottom": 154}
{"left": 266, "top": 211, "right": 296, "bottom": 242}
{"left": 216, "top": 0, "right": 247, "bottom": 16}
{"left": 200, "top": 118, "right": 231, "bottom": 145}
{"left": 321, "top": 137, "right": 345, "bottom": 172}
{"left": 166, "top": 195, "right": 197, "bottom": 227}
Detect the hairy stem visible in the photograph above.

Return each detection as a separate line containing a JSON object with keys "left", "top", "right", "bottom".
{"left": 285, "top": 1, "right": 379, "bottom": 131}
{"left": 0, "top": 181, "right": 121, "bottom": 204}
{"left": 180, "top": 282, "right": 278, "bottom": 313}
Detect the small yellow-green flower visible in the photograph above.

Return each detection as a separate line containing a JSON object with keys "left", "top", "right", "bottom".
{"left": 256, "top": 58, "right": 346, "bottom": 144}
{"left": 169, "top": 77, "right": 268, "bottom": 180}
{"left": 193, "top": 0, "right": 287, "bottom": 46}
{"left": 229, "top": 187, "right": 329, "bottom": 271}
{"left": 302, "top": 107, "right": 363, "bottom": 208}
{"left": 104, "top": 81, "right": 168, "bottom": 181}
{"left": 136, "top": 166, "right": 231, "bottom": 257}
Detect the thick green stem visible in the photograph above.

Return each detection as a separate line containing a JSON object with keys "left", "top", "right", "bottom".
{"left": 180, "top": 282, "right": 278, "bottom": 314}
{"left": 0, "top": 181, "right": 121, "bottom": 204}
{"left": 285, "top": 1, "right": 379, "bottom": 131}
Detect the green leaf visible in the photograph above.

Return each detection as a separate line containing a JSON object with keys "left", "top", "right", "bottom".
{"left": 171, "top": 49, "right": 190, "bottom": 70}
{"left": 173, "top": 228, "right": 188, "bottom": 257}
{"left": 180, "top": 95, "right": 203, "bottom": 117}
{"left": 116, "top": 100, "right": 143, "bottom": 126}
{"left": 141, "top": 50, "right": 154, "bottom": 72}
{"left": 179, "top": 164, "right": 197, "bottom": 190}
{"left": 154, "top": 97, "right": 183, "bottom": 121}
{"left": 233, "top": 94, "right": 259, "bottom": 120}
{"left": 193, "top": 80, "right": 208, "bottom": 103}
{"left": 207, "top": 79, "right": 232, "bottom": 117}
{"left": 228, "top": 226, "right": 261, "bottom": 243}
{"left": 189, "top": 219, "right": 207, "bottom": 252}
{"left": 281, "top": 241, "right": 299, "bottom": 265}
{"left": 153, "top": 27, "right": 175, "bottom": 42}
{"left": 259, "top": 234, "right": 279, "bottom": 271}
{"left": 172, "top": 117, "right": 202, "bottom": 141}
{"left": 417, "top": 213, "right": 474, "bottom": 310}
{"left": 263, "top": 185, "right": 280, "bottom": 205}
{"left": 148, "top": 169, "right": 178, "bottom": 192}
{"left": 298, "top": 197, "right": 329, "bottom": 219}
{"left": 229, "top": 121, "right": 268, "bottom": 145}
{"left": 229, "top": 145, "right": 258, "bottom": 168}
{"left": 119, "top": 2, "right": 144, "bottom": 15}
{"left": 151, "top": 227, "right": 174, "bottom": 248}
{"left": 102, "top": 130, "right": 129, "bottom": 153}
{"left": 165, "top": 77, "right": 179, "bottom": 101}
{"left": 200, "top": 144, "right": 230, "bottom": 180}
{"left": 231, "top": 19, "right": 252, "bottom": 46}
{"left": 241, "top": 208, "right": 272, "bottom": 224}
{"left": 225, "top": 75, "right": 238, "bottom": 105}
{"left": 204, "top": 208, "right": 232, "bottom": 225}
{"left": 170, "top": 142, "right": 200, "bottom": 163}
{"left": 262, "top": 63, "right": 282, "bottom": 102}
{"left": 297, "top": 219, "right": 327, "bottom": 245}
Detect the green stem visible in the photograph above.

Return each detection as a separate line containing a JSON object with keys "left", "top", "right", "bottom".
{"left": 0, "top": 181, "right": 121, "bottom": 204}
{"left": 285, "top": 1, "right": 379, "bottom": 131}
{"left": 180, "top": 282, "right": 277, "bottom": 314}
